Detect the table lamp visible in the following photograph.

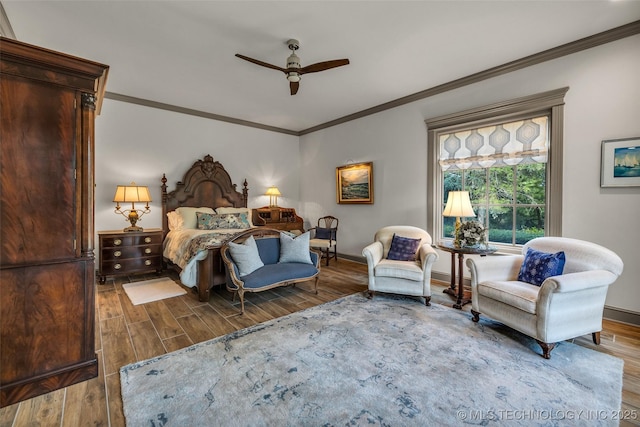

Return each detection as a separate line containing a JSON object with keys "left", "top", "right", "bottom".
{"left": 265, "top": 186, "right": 281, "bottom": 207}
{"left": 442, "top": 191, "right": 475, "bottom": 247}
{"left": 113, "top": 183, "right": 152, "bottom": 232}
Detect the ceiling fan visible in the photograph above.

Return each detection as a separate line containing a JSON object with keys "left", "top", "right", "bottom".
{"left": 235, "top": 39, "right": 349, "bottom": 95}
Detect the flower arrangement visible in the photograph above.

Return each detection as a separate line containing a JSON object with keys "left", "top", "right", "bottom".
{"left": 455, "top": 220, "right": 487, "bottom": 248}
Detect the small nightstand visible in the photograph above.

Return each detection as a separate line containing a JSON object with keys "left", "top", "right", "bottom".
{"left": 98, "top": 228, "right": 163, "bottom": 284}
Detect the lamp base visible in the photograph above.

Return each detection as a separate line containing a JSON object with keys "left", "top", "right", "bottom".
{"left": 123, "top": 226, "right": 143, "bottom": 232}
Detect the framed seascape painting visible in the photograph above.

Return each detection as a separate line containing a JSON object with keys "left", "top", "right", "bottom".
{"left": 601, "top": 137, "right": 640, "bottom": 187}
{"left": 336, "top": 162, "right": 373, "bottom": 204}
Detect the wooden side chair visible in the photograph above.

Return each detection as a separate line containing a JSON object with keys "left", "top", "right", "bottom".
{"left": 309, "top": 216, "right": 338, "bottom": 266}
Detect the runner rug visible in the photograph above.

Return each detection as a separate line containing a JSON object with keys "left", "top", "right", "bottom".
{"left": 120, "top": 293, "right": 623, "bottom": 426}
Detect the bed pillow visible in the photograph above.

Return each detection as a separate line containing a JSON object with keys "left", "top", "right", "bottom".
{"left": 228, "top": 235, "right": 264, "bottom": 277}
{"left": 279, "top": 231, "right": 312, "bottom": 264}
{"left": 196, "top": 212, "right": 251, "bottom": 230}
{"left": 215, "top": 207, "right": 254, "bottom": 227}
{"left": 387, "top": 234, "right": 421, "bottom": 261}
{"left": 517, "top": 247, "right": 566, "bottom": 286}
{"left": 175, "top": 206, "right": 215, "bottom": 229}
{"left": 166, "top": 211, "right": 184, "bottom": 231}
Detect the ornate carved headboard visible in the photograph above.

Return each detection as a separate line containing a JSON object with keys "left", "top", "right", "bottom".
{"left": 161, "top": 154, "right": 248, "bottom": 236}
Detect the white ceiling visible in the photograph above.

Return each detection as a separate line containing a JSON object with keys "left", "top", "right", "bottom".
{"left": 3, "top": 1, "right": 640, "bottom": 133}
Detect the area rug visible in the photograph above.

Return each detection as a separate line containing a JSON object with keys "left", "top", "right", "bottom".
{"left": 122, "top": 277, "right": 187, "bottom": 305}
{"left": 120, "top": 294, "right": 623, "bottom": 426}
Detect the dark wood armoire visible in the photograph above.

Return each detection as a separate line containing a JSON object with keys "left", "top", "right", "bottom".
{"left": 0, "top": 37, "right": 109, "bottom": 407}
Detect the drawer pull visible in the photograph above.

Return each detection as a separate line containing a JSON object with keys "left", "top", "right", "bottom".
{"left": 145, "top": 248, "right": 152, "bottom": 254}
{"left": 114, "top": 239, "right": 122, "bottom": 246}
{"left": 114, "top": 250, "right": 122, "bottom": 257}
{"left": 114, "top": 263, "right": 122, "bottom": 270}
{"left": 144, "top": 237, "right": 152, "bottom": 243}
{"left": 145, "top": 259, "right": 152, "bottom": 266}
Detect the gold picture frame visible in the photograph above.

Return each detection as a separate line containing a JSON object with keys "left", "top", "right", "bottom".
{"left": 336, "top": 162, "right": 373, "bottom": 204}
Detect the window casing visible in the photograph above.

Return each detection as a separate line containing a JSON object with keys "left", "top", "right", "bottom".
{"left": 426, "top": 88, "right": 568, "bottom": 253}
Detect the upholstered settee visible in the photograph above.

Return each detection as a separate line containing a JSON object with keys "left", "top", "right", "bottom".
{"left": 221, "top": 228, "right": 320, "bottom": 314}
{"left": 466, "top": 236, "right": 623, "bottom": 358}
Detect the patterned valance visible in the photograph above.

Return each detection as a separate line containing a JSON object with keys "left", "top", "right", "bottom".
{"left": 439, "top": 116, "right": 549, "bottom": 171}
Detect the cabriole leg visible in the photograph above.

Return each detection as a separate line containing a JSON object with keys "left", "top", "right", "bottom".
{"left": 536, "top": 340, "right": 556, "bottom": 359}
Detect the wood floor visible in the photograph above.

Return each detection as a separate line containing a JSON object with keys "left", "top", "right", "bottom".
{"left": 1, "top": 259, "right": 639, "bottom": 426}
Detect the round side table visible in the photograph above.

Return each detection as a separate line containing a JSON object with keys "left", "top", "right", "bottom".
{"left": 436, "top": 242, "right": 497, "bottom": 309}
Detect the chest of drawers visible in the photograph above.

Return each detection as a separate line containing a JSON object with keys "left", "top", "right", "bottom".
{"left": 98, "top": 229, "right": 163, "bottom": 283}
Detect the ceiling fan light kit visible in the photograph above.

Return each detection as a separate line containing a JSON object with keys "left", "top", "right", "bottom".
{"left": 236, "top": 38, "right": 349, "bottom": 95}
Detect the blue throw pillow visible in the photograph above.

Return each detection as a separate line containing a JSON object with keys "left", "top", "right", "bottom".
{"left": 387, "top": 234, "right": 421, "bottom": 261}
{"left": 517, "top": 247, "right": 566, "bottom": 286}
{"left": 315, "top": 227, "right": 333, "bottom": 240}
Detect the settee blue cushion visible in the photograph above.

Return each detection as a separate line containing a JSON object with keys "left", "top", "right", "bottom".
{"left": 232, "top": 263, "right": 320, "bottom": 290}
{"left": 255, "top": 237, "right": 280, "bottom": 265}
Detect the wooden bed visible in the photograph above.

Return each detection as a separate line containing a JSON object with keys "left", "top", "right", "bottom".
{"left": 161, "top": 154, "right": 249, "bottom": 301}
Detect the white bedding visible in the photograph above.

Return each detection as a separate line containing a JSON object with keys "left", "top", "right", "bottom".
{"left": 163, "top": 228, "right": 246, "bottom": 287}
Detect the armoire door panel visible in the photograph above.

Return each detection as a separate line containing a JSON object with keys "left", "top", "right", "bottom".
{"left": 0, "top": 77, "right": 77, "bottom": 265}
{"left": 0, "top": 262, "right": 89, "bottom": 385}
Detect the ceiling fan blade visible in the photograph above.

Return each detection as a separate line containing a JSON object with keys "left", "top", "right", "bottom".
{"left": 300, "top": 59, "right": 349, "bottom": 74}
{"left": 235, "top": 54, "right": 286, "bottom": 73}
{"left": 290, "top": 81, "right": 299, "bottom": 95}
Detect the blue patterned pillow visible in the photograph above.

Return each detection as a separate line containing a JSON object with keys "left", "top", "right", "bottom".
{"left": 196, "top": 212, "right": 251, "bottom": 230}
{"left": 517, "top": 247, "right": 566, "bottom": 286}
{"left": 387, "top": 234, "right": 421, "bottom": 261}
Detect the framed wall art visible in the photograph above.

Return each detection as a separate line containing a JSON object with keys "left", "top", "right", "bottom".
{"left": 336, "top": 162, "right": 373, "bottom": 204}
{"left": 601, "top": 137, "right": 640, "bottom": 187}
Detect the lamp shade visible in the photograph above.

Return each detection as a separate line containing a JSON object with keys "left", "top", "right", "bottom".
{"left": 265, "top": 186, "right": 281, "bottom": 197}
{"left": 113, "top": 184, "right": 152, "bottom": 203}
{"left": 442, "top": 191, "right": 475, "bottom": 218}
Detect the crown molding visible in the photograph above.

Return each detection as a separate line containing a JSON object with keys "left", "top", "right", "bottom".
{"left": 299, "top": 20, "right": 640, "bottom": 135}
{"left": 104, "top": 92, "right": 299, "bottom": 136}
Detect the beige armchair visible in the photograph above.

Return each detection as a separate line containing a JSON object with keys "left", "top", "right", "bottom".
{"left": 362, "top": 226, "right": 439, "bottom": 305}
{"left": 467, "top": 237, "right": 623, "bottom": 359}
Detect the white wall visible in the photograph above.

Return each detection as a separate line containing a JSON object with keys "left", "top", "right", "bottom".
{"left": 299, "top": 35, "right": 640, "bottom": 314}
{"left": 94, "top": 99, "right": 300, "bottom": 240}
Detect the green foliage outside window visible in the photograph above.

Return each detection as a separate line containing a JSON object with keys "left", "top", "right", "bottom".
{"left": 443, "top": 163, "right": 545, "bottom": 246}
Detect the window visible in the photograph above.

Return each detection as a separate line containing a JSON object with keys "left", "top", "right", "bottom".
{"left": 426, "top": 88, "right": 568, "bottom": 252}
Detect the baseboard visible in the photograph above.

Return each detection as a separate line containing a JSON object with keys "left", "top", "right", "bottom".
{"left": 338, "top": 253, "right": 366, "bottom": 263}
{"left": 344, "top": 254, "right": 640, "bottom": 326}
{"left": 603, "top": 306, "right": 640, "bottom": 326}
